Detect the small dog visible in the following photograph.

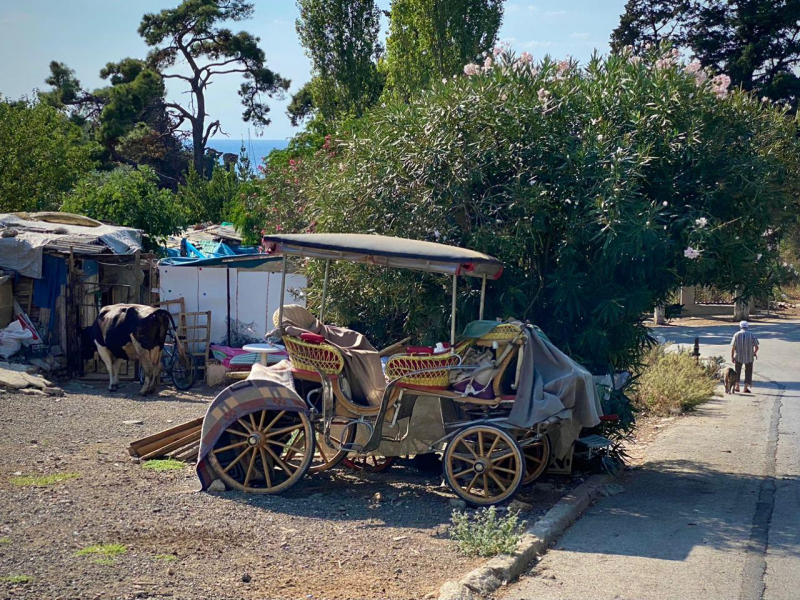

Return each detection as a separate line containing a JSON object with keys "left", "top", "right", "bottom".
{"left": 722, "top": 367, "right": 737, "bottom": 394}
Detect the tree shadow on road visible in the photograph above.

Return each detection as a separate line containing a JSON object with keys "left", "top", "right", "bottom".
{"left": 558, "top": 459, "right": 798, "bottom": 561}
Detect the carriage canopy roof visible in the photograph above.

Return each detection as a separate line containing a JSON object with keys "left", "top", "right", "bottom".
{"left": 262, "top": 233, "right": 503, "bottom": 279}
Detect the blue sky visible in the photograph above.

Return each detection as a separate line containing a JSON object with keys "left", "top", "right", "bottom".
{"left": 0, "top": 1, "right": 626, "bottom": 140}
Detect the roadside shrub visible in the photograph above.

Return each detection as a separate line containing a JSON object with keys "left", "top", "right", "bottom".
{"left": 634, "top": 345, "right": 717, "bottom": 415}
{"left": 450, "top": 507, "right": 525, "bottom": 557}
{"left": 243, "top": 44, "right": 800, "bottom": 370}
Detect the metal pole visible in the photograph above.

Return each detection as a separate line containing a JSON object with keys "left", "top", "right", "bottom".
{"left": 226, "top": 268, "right": 231, "bottom": 344}
{"left": 277, "top": 257, "right": 287, "bottom": 329}
{"left": 451, "top": 274, "right": 457, "bottom": 346}
{"left": 479, "top": 275, "right": 487, "bottom": 320}
{"left": 320, "top": 259, "right": 330, "bottom": 321}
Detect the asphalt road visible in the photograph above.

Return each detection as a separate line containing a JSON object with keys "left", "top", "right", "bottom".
{"left": 501, "top": 319, "right": 800, "bottom": 600}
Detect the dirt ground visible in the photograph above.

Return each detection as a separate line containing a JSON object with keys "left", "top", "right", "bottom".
{"left": 0, "top": 381, "right": 570, "bottom": 600}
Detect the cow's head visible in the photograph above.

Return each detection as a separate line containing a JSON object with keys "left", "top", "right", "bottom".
{"left": 80, "top": 327, "right": 96, "bottom": 360}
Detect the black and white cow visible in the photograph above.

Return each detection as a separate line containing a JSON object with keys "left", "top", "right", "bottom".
{"left": 81, "top": 304, "right": 186, "bottom": 395}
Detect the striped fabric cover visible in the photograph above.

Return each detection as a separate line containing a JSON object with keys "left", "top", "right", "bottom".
{"left": 195, "top": 378, "right": 307, "bottom": 490}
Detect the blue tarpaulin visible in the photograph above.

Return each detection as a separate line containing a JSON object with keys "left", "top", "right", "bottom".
{"left": 32, "top": 255, "right": 67, "bottom": 331}
{"left": 159, "top": 241, "right": 275, "bottom": 269}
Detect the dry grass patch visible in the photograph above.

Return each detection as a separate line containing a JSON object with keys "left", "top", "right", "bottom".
{"left": 634, "top": 345, "right": 717, "bottom": 415}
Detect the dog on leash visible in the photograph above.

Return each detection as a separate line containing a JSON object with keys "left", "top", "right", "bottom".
{"left": 721, "top": 366, "right": 737, "bottom": 394}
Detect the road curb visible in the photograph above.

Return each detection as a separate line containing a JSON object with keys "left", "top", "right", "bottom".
{"left": 437, "top": 474, "right": 615, "bottom": 600}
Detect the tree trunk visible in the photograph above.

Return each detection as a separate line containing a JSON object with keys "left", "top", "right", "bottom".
{"left": 193, "top": 88, "right": 206, "bottom": 175}
{"left": 654, "top": 306, "right": 666, "bottom": 325}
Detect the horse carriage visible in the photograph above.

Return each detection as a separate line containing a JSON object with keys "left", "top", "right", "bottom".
{"left": 196, "top": 234, "right": 599, "bottom": 506}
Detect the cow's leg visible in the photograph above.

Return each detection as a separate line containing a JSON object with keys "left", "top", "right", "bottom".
{"left": 94, "top": 341, "right": 117, "bottom": 391}
{"left": 111, "top": 359, "right": 124, "bottom": 389}
{"left": 129, "top": 334, "right": 154, "bottom": 395}
{"left": 147, "top": 347, "right": 162, "bottom": 394}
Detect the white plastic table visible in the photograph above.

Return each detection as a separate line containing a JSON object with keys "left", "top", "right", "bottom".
{"left": 242, "top": 343, "right": 282, "bottom": 366}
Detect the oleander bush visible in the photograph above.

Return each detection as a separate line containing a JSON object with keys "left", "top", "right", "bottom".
{"left": 235, "top": 44, "right": 800, "bottom": 371}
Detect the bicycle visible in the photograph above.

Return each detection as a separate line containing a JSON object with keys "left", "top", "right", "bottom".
{"left": 137, "top": 326, "right": 195, "bottom": 390}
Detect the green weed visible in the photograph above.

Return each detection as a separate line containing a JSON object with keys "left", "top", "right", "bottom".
{"left": 9, "top": 473, "right": 80, "bottom": 487}
{"left": 75, "top": 544, "right": 127, "bottom": 558}
{"left": 141, "top": 459, "right": 184, "bottom": 472}
{"left": 0, "top": 575, "right": 32, "bottom": 583}
{"left": 450, "top": 507, "right": 525, "bottom": 557}
{"left": 153, "top": 554, "right": 178, "bottom": 562}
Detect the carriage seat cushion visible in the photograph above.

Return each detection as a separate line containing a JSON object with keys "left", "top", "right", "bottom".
{"left": 300, "top": 332, "right": 325, "bottom": 344}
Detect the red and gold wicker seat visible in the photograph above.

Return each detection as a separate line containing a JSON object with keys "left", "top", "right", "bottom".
{"left": 281, "top": 334, "right": 345, "bottom": 378}
{"left": 384, "top": 340, "right": 472, "bottom": 390}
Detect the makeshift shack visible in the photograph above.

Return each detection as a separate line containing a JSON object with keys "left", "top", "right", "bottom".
{"left": 158, "top": 240, "right": 306, "bottom": 346}
{"left": 0, "top": 212, "right": 156, "bottom": 377}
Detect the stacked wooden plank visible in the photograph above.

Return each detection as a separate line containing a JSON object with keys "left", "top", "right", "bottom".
{"left": 128, "top": 418, "right": 203, "bottom": 462}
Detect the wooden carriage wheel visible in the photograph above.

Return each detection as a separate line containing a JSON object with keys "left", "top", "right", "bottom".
{"left": 443, "top": 425, "right": 524, "bottom": 506}
{"left": 207, "top": 409, "right": 314, "bottom": 494}
{"left": 519, "top": 432, "right": 551, "bottom": 485}
{"left": 343, "top": 455, "right": 396, "bottom": 473}
{"left": 309, "top": 422, "right": 355, "bottom": 474}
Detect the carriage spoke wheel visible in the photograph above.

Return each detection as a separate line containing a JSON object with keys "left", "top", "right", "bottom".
{"left": 343, "top": 455, "right": 396, "bottom": 473}
{"left": 519, "top": 432, "right": 551, "bottom": 486}
{"left": 309, "top": 422, "right": 355, "bottom": 474}
{"left": 443, "top": 425, "right": 524, "bottom": 506}
{"left": 207, "top": 409, "right": 314, "bottom": 494}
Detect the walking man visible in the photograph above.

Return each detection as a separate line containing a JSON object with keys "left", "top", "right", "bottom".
{"left": 731, "top": 320, "right": 759, "bottom": 393}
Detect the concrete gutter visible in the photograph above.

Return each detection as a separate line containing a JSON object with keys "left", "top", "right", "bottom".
{"left": 437, "top": 474, "right": 616, "bottom": 600}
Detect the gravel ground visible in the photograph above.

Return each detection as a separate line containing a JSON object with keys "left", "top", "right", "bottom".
{"left": 0, "top": 381, "right": 569, "bottom": 600}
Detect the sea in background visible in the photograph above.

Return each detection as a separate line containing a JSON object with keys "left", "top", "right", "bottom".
{"left": 206, "top": 138, "right": 290, "bottom": 168}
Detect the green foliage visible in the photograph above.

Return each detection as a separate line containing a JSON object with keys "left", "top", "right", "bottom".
{"left": 246, "top": 46, "right": 799, "bottom": 370}
{"left": 295, "top": 0, "right": 384, "bottom": 122}
{"left": 141, "top": 459, "right": 185, "bottom": 472}
{"left": 9, "top": 472, "right": 81, "bottom": 487}
{"left": 153, "top": 554, "right": 178, "bottom": 562}
{"left": 611, "top": 0, "right": 800, "bottom": 109}
{"left": 449, "top": 507, "right": 525, "bottom": 557}
{"left": 178, "top": 164, "right": 243, "bottom": 225}
{"left": 382, "top": 0, "right": 504, "bottom": 101}
{"left": 62, "top": 167, "right": 186, "bottom": 249}
{"left": 0, "top": 575, "right": 32, "bottom": 584}
{"left": 634, "top": 344, "right": 718, "bottom": 415}
{"left": 74, "top": 544, "right": 127, "bottom": 557}
{"left": 0, "top": 98, "right": 97, "bottom": 212}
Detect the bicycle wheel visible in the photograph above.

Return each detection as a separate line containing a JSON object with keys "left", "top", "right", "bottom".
{"left": 170, "top": 349, "right": 195, "bottom": 390}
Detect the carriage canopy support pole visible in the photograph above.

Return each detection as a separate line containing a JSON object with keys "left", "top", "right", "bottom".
{"left": 320, "top": 259, "right": 331, "bottom": 321}
{"left": 451, "top": 274, "right": 457, "bottom": 346}
{"left": 479, "top": 275, "right": 487, "bottom": 320}
{"left": 278, "top": 257, "right": 287, "bottom": 329}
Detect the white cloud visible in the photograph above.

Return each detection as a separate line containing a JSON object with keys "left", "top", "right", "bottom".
{"left": 506, "top": 3, "right": 523, "bottom": 12}
{"left": 527, "top": 4, "right": 539, "bottom": 11}
{"left": 521, "top": 40, "right": 553, "bottom": 49}
{"left": 570, "top": 32, "right": 591, "bottom": 40}
{"left": 544, "top": 10, "right": 568, "bottom": 18}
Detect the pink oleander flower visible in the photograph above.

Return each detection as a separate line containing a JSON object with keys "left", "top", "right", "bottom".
{"left": 629, "top": 56, "right": 642, "bottom": 66}
{"left": 493, "top": 46, "right": 503, "bottom": 57}
{"left": 557, "top": 59, "right": 570, "bottom": 74}
{"left": 695, "top": 217, "right": 708, "bottom": 228}
{"left": 483, "top": 56, "right": 493, "bottom": 72}
{"left": 538, "top": 88, "right": 551, "bottom": 103}
{"left": 684, "top": 247, "right": 701, "bottom": 260}
{"left": 685, "top": 60, "right": 702, "bottom": 74}
{"left": 519, "top": 52, "right": 533, "bottom": 64}
{"left": 463, "top": 63, "right": 480, "bottom": 76}
{"left": 655, "top": 57, "right": 673, "bottom": 70}
{"left": 711, "top": 74, "right": 731, "bottom": 98}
